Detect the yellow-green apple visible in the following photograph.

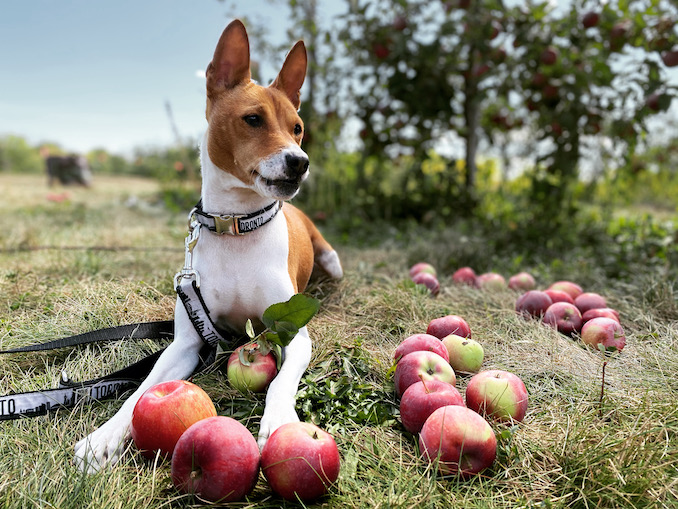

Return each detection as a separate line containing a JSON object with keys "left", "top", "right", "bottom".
{"left": 400, "top": 379, "right": 463, "bottom": 433}
{"left": 419, "top": 405, "right": 497, "bottom": 477}
{"left": 427, "top": 315, "right": 471, "bottom": 339}
{"left": 409, "top": 262, "right": 436, "bottom": 278}
{"left": 394, "top": 334, "right": 449, "bottom": 364}
{"left": 508, "top": 271, "right": 536, "bottom": 291}
{"left": 547, "top": 281, "right": 583, "bottom": 299}
{"left": 441, "top": 334, "right": 484, "bottom": 373}
{"left": 465, "top": 370, "right": 528, "bottom": 422}
{"left": 171, "top": 416, "right": 260, "bottom": 502}
{"left": 412, "top": 272, "right": 440, "bottom": 295}
{"left": 131, "top": 379, "right": 217, "bottom": 459}
{"left": 544, "top": 289, "right": 575, "bottom": 305}
{"left": 544, "top": 302, "right": 583, "bottom": 335}
{"left": 476, "top": 272, "right": 506, "bottom": 291}
{"left": 574, "top": 292, "right": 607, "bottom": 314}
{"left": 581, "top": 317, "right": 626, "bottom": 352}
{"left": 515, "top": 290, "right": 553, "bottom": 319}
{"left": 261, "top": 422, "right": 340, "bottom": 502}
{"left": 394, "top": 350, "right": 456, "bottom": 397}
{"left": 582, "top": 307, "right": 620, "bottom": 324}
{"left": 452, "top": 266, "right": 477, "bottom": 286}
{"left": 227, "top": 342, "right": 278, "bottom": 393}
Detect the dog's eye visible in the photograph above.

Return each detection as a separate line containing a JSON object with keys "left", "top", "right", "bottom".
{"left": 294, "top": 124, "right": 302, "bottom": 136}
{"left": 243, "top": 114, "right": 263, "bottom": 128}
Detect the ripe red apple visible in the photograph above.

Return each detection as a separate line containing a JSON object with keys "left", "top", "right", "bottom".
{"left": 427, "top": 315, "right": 472, "bottom": 339}
{"left": 171, "top": 416, "right": 260, "bottom": 502}
{"left": 261, "top": 422, "right": 340, "bottom": 502}
{"left": 582, "top": 307, "right": 621, "bottom": 324}
{"left": 646, "top": 93, "right": 661, "bottom": 111}
{"left": 465, "top": 369, "right": 528, "bottom": 422}
{"left": 412, "top": 272, "right": 440, "bottom": 295}
{"left": 419, "top": 405, "right": 497, "bottom": 477}
{"left": 547, "top": 280, "right": 583, "bottom": 299}
{"left": 544, "top": 289, "right": 575, "bottom": 305}
{"left": 441, "top": 334, "right": 484, "bottom": 373}
{"left": 372, "top": 42, "right": 390, "bottom": 60}
{"left": 662, "top": 50, "right": 678, "bottom": 67}
{"left": 574, "top": 292, "right": 607, "bottom": 314}
{"left": 515, "top": 290, "right": 553, "bottom": 319}
{"left": 131, "top": 380, "right": 217, "bottom": 459}
{"left": 394, "top": 350, "right": 456, "bottom": 397}
{"left": 544, "top": 302, "right": 583, "bottom": 335}
{"left": 452, "top": 266, "right": 477, "bottom": 286}
{"left": 508, "top": 271, "right": 536, "bottom": 291}
{"left": 582, "top": 11, "right": 600, "bottom": 28}
{"left": 609, "top": 19, "right": 632, "bottom": 51}
{"left": 476, "top": 272, "right": 506, "bottom": 291}
{"left": 400, "top": 379, "right": 463, "bottom": 433}
{"left": 540, "top": 46, "right": 559, "bottom": 65}
{"left": 392, "top": 15, "right": 408, "bottom": 31}
{"left": 394, "top": 333, "right": 449, "bottom": 364}
{"left": 227, "top": 342, "right": 278, "bottom": 393}
{"left": 409, "top": 262, "right": 436, "bottom": 278}
{"left": 581, "top": 317, "right": 626, "bottom": 353}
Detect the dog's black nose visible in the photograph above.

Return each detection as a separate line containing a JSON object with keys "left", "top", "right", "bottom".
{"left": 285, "top": 154, "right": 309, "bottom": 177}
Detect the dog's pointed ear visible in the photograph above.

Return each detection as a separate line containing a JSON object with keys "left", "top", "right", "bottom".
{"left": 206, "top": 19, "right": 251, "bottom": 94}
{"left": 270, "top": 41, "right": 307, "bottom": 110}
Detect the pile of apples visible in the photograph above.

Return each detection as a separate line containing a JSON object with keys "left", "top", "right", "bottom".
{"left": 129, "top": 379, "right": 340, "bottom": 503}
{"left": 392, "top": 311, "right": 529, "bottom": 478}
{"left": 410, "top": 262, "right": 538, "bottom": 294}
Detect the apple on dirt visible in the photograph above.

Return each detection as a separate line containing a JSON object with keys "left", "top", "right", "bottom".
{"left": 515, "top": 290, "right": 553, "bottom": 319}
{"left": 394, "top": 333, "right": 449, "bottom": 364}
{"left": 261, "top": 422, "right": 341, "bottom": 502}
{"left": 394, "top": 350, "right": 456, "bottom": 397}
{"left": 543, "top": 302, "right": 583, "bottom": 335}
{"left": 441, "top": 334, "right": 484, "bottom": 373}
{"left": 427, "top": 315, "right": 472, "bottom": 339}
{"left": 465, "top": 369, "right": 529, "bottom": 423}
{"left": 452, "top": 266, "right": 477, "bottom": 287}
{"left": 227, "top": 342, "right": 278, "bottom": 393}
{"left": 419, "top": 405, "right": 497, "bottom": 477}
{"left": 171, "top": 416, "right": 260, "bottom": 503}
{"left": 508, "top": 271, "right": 536, "bottom": 291}
{"left": 476, "top": 272, "right": 507, "bottom": 291}
{"left": 412, "top": 271, "right": 440, "bottom": 295}
{"left": 130, "top": 379, "right": 217, "bottom": 459}
{"left": 399, "top": 379, "right": 464, "bottom": 433}
{"left": 580, "top": 317, "right": 626, "bottom": 353}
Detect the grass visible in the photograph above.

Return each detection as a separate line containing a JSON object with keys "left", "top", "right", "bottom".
{"left": 1, "top": 174, "right": 678, "bottom": 508}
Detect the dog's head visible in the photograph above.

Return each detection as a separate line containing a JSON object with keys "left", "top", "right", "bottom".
{"left": 204, "top": 20, "right": 309, "bottom": 201}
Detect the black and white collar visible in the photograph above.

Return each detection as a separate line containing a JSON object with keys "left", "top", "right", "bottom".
{"left": 191, "top": 200, "right": 283, "bottom": 236}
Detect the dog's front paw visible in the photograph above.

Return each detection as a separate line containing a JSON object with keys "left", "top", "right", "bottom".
{"left": 74, "top": 420, "right": 130, "bottom": 473}
{"left": 257, "top": 399, "right": 300, "bottom": 450}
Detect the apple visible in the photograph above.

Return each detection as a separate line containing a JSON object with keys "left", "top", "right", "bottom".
{"left": 543, "top": 302, "right": 583, "bottom": 335}
{"left": 372, "top": 42, "right": 390, "bottom": 60}
{"left": 131, "top": 380, "right": 217, "bottom": 459}
{"left": 393, "top": 15, "right": 408, "bottom": 31}
{"left": 610, "top": 19, "right": 632, "bottom": 51}
{"left": 394, "top": 350, "right": 456, "bottom": 397}
{"left": 227, "top": 342, "right": 278, "bottom": 393}
{"left": 452, "top": 266, "right": 477, "bottom": 286}
{"left": 171, "top": 416, "right": 260, "bottom": 502}
{"left": 582, "top": 11, "right": 600, "bottom": 28}
{"left": 544, "top": 289, "right": 575, "bottom": 305}
{"left": 400, "top": 379, "right": 463, "bottom": 433}
{"left": 261, "top": 422, "right": 340, "bottom": 502}
{"left": 476, "top": 272, "right": 506, "bottom": 291}
{"left": 582, "top": 307, "right": 621, "bottom": 324}
{"left": 412, "top": 272, "right": 440, "bottom": 295}
{"left": 427, "top": 315, "right": 472, "bottom": 339}
{"left": 515, "top": 290, "right": 553, "bottom": 319}
{"left": 441, "top": 334, "right": 484, "bottom": 373}
{"left": 394, "top": 333, "right": 449, "bottom": 364}
{"left": 547, "top": 280, "right": 583, "bottom": 299}
{"left": 419, "top": 405, "right": 497, "bottom": 477}
{"left": 646, "top": 93, "right": 661, "bottom": 111}
{"left": 508, "top": 271, "right": 536, "bottom": 291}
{"left": 662, "top": 50, "right": 678, "bottom": 67}
{"left": 540, "top": 46, "right": 559, "bottom": 66}
{"left": 465, "top": 369, "right": 528, "bottom": 422}
{"left": 581, "top": 317, "right": 626, "bottom": 353}
{"left": 409, "top": 262, "right": 436, "bottom": 278}
{"left": 574, "top": 292, "right": 607, "bottom": 314}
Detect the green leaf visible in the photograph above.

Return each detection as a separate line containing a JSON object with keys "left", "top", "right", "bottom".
{"left": 261, "top": 294, "right": 320, "bottom": 331}
{"left": 272, "top": 321, "right": 300, "bottom": 346}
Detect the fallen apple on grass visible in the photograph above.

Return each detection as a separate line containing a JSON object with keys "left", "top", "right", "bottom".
{"left": 452, "top": 266, "right": 477, "bottom": 286}
{"left": 476, "top": 272, "right": 507, "bottom": 291}
{"left": 580, "top": 317, "right": 626, "bottom": 353}
{"left": 261, "top": 422, "right": 341, "bottom": 502}
{"left": 508, "top": 271, "right": 536, "bottom": 291}
{"left": 547, "top": 281, "right": 583, "bottom": 300}
{"left": 227, "top": 342, "right": 278, "bottom": 393}
{"left": 465, "top": 369, "right": 528, "bottom": 423}
{"left": 441, "top": 334, "right": 484, "bottom": 373}
{"left": 400, "top": 379, "right": 464, "bottom": 433}
{"left": 543, "top": 302, "right": 583, "bottom": 335}
{"left": 515, "top": 290, "right": 553, "bottom": 319}
{"left": 394, "top": 333, "right": 449, "bottom": 364}
{"left": 409, "top": 262, "right": 437, "bottom": 278}
{"left": 171, "top": 416, "right": 260, "bottom": 503}
{"left": 130, "top": 379, "right": 217, "bottom": 459}
{"left": 574, "top": 292, "right": 607, "bottom": 314}
{"left": 427, "top": 315, "right": 472, "bottom": 339}
{"left": 412, "top": 271, "right": 440, "bottom": 295}
{"left": 419, "top": 405, "right": 497, "bottom": 477}
{"left": 582, "top": 307, "right": 620, "bottom": 324}
{"left": 394, "top": 350, "right": 456, "bottom": 397}
{"left": 544, "top": 289, "right": 575, "bottom": 305}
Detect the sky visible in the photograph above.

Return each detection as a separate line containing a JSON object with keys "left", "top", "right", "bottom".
{"left": 0, "top": 0, "right": 331, "bottom": 155}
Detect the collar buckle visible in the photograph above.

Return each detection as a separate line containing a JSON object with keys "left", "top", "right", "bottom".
{"left": 213, "top": 213, "right": 246, "bottom": 235}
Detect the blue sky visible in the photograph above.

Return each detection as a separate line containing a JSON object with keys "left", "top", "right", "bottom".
{"left": 0, "top": 0, "right": 326, "bottom": 154}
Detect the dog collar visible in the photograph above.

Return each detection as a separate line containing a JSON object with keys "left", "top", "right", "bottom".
{"left": 191, "top": 200, "right": 282, "bottom": 236}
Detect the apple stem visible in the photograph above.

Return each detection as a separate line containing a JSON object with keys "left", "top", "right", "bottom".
{"left": 599, "top": 360, "right": 607, "bottom": 417}
{"left": 419, "top": 373, "right": 430, "bottom": 394}
{"left": 313, "top": 431, "right": 318, "bottom": 440}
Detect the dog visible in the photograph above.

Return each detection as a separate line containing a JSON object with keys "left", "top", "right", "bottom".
{"left": 74, "top": 19, "right": 342, "bottom": 473}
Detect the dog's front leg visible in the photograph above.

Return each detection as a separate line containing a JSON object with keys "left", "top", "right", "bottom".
{"left": 257, "top": 325, "right": 312, "bottom": 449}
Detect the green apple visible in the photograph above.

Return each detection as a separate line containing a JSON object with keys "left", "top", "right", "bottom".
{"left": 441, "top": 334, "right": 484, "bottom": 373}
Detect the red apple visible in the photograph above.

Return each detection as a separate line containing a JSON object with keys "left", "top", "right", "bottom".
{"left": 544, "top": 289, "right": 575, "bottom": 305}
{"left": 400, "top": 379, "right": 463, "bottom": 433}
{"left": 419, "top": 405, "right": 497, "bottom": 477}
{"left": 540, "top": 46, "right": 559, "bottom": 65}
{"left": 394, "top": 350, "right": 456, "bottom": 397}
{"left": 227, "top": 342, "right": 278, "bottom": 393}
{"left": 646, "top": 93, "right": 661, "bottom": 111}
{"left": 393, "top": 15, "right": 408, "bottom": 31}
{"left": 662, "top": 50, "right": 678, "bottom": 67}
{"left": 582, "top": 11, "right": 600, "bottom": 28}
{"left": 547, "top": 280, "right": 583, "bottom": 299}
{"left": 543, "top": 302, "right": 583, "bottom": 335}
{"left": 171, "top": 416, "right": 260, "bottom": 502}
{"left": 131, "top": 380, "right": 217, "bottom": 459}
{"left": 581, "top": 317, "right": 626, "bottom": 353}
{"left": 427, "top": 315, "right": 472, "bottom": 339}
{"left": 574, "top": 292, "right": 607, "bottom": 314}
{"left": 261, "top": 422, "right": 340, "bottom": 502}
{"left": 476, "top": 272, "right": 507, "bottom": 291}
{"left": 465, "top": 369, "right": 529, "bottom": 422}
{"left": 508, "top": 271, "right": 536, "bottom": 291}
{"left": 452, "top": 266, "right": 477, "bottom": 286}
{"left": 582, "top": 307, "right": 621, "bottom": 324}
{"left": 515, "top": 290, "right": 553, "bottom": 319}
{"left": 409, "top": 262, "right": 436, "bottom": 278}
{"left": 394, "top": 333, "right": 449, "bottom": 364}
{"left": 412, "top": 272, "right": 440, "bottom": 295}
{"left": 372, "top": 42, "right": 390, "bottom": 60}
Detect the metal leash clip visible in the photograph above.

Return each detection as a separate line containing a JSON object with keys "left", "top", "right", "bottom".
{"left": 174, "top": 209, "right": 202, "bottom": 288}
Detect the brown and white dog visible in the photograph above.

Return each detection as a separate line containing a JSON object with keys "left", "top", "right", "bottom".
{"left": 74, "top": 19, "right": 342, "bottom": 472}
